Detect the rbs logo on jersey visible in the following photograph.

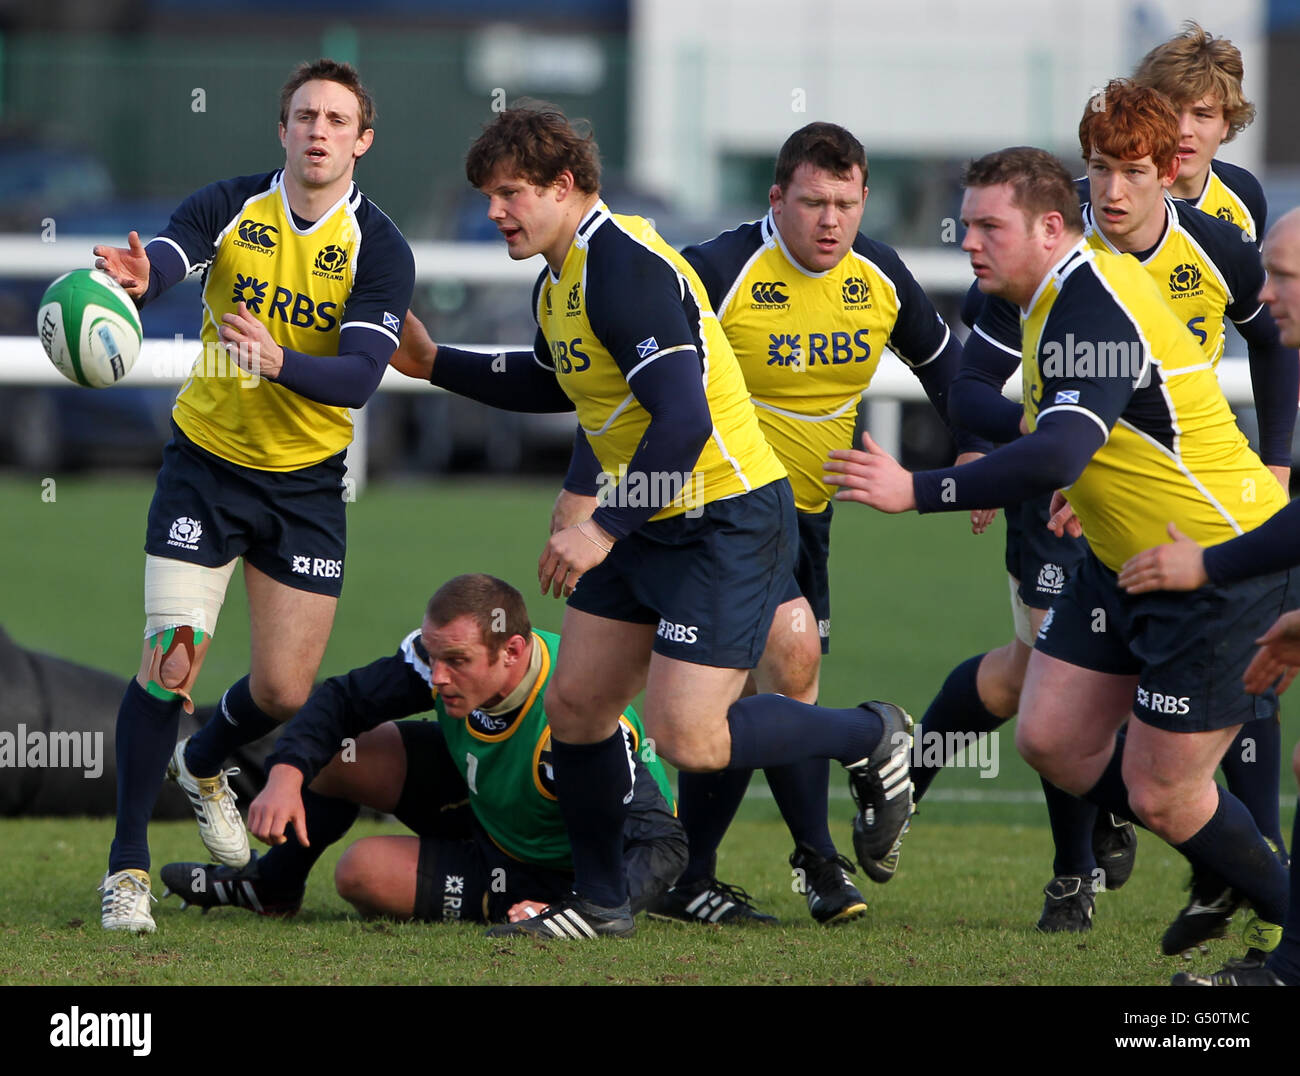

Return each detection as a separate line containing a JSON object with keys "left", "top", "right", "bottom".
{"left": 231, "top": 274, "right": 339, "bottom": 333}
{"left": 550, "top": 338, "right": 591, "bottom": 374}
{"left": 765, "top": 329, "right": 871, "bottom": 367}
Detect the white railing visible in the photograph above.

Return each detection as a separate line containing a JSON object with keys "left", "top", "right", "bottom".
{"left": 0, "top": 236, "right": 1260, "bottom": 488}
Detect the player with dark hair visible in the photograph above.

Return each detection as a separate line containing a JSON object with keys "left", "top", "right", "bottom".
{"left": 91, "top": 58, "right": 415, "bottom": 932}
{"left": 1133, "top": 20, "right": 1265, "bottom": 240}
{"left": 924, "top": 82, "right": 1294, "bottom": 939}
{"left": 826, "top": 145, "right": 1295, "bottom": 958}
{"left": 391, "top": 101, "right": 915, "bottom": 939}
{"left": 605, "top": 121, "right": 982, "bottom": 926}
{"left": 159, "top": 574, "right": 687, "bottom": 926}
{"left": 1120, "top": 206, "right": 1300, "bottom": 986}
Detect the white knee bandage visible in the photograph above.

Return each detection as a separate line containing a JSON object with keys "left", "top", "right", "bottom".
{"left": 143, "top": 554, "right": 238, "bottom": 639}
{"left": 1008, "top": 575, "right": 1034, "bottom": 648}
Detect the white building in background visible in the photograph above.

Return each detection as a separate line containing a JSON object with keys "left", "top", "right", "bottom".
{"left": 630, "top": 0, "right": 1265, "bottom": 212}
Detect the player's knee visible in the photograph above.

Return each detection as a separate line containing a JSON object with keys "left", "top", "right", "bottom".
{"left": 770, "top": 635, "right": 821, "bottom": 701}
{"left": 541, "top": 679, "right": 608, "bottom": 741}
{"left": 979, "top": 643, "right": 1027, "bottom": 718}
{"left": 140, "top": 624, "right": 209, "bottom": 712}
{"left": 1015, "top": 719, "right": 1064, "bottom": 782}
{"left": 249, "top": 680, "right": 309, "bottom": 723}
{"left": 1122, "top": 778, "right": 1178, "bottom": 840}
{"left": 660, "top": 730, "right": 730, "bottom": 773}
{"left": 334, "top": 842, "right": 380, "bottom": 913}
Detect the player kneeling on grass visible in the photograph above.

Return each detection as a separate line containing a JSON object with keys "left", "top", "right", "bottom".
{"left": 161, "top": 574, "right": 686, "bottom": 929}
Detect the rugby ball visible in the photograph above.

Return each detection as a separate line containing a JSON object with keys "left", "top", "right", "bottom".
{"left": 37, "top": 268, "right": 143, "bottom": 388}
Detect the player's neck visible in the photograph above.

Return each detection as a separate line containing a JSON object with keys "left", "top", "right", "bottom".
{"left": 544, "top": 193, "right": 602, "bottom": 274}
{"left": 1168, "top": 164, "right": 1210, "bottom": 202}
{"left": 1018, "top": 235, "right": 1085, "bottom": 310}
{"left": 1102, "top": 204, "right": 1167, "bottom": 255}
{"left": 282, "top": 170, "right": 355, "bottom": 224}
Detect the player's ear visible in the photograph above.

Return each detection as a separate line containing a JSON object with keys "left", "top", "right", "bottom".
{"left": 1161, "top": 154, "right": 1180, "bottom": 189}
{"left": 353, "top": 126, "right": 375, "bottom": 159}
{"left": 769, "top": 183, "right": 783, "bottom": 209}
{"left": 552, "top": 169, "right": 577, "bottom": 201}
{"left": 503, "top": 633, "right": 529, "bottom": 664}
{"left": 1040, "top": 210, "right": 1066, "bottom": 243}
{"left": 278, "top": 123, "right": 287, "bottom": 150}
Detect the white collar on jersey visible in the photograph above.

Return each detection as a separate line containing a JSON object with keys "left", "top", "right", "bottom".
{"left": 1084, "top": 196, "right": 1175, "bottom": 264}
{"left": 1023, "top": 239, "right": 1092, "bottom": 315}
{"left": 549, "top": 201, "right": 611, "bottom": 283}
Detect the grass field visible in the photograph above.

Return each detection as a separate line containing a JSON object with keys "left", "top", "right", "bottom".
{"left": 1, "top": 473, "right": 1296, "bottom": 988}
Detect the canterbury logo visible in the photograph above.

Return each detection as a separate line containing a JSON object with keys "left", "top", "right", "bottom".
{"left": 751, "top": 281, "right": 790, "bottom": 305}
{"left": 1169, "top": 263, "right": 1202, "bottom": 293}
{"left": 237, "top": 219, "right": 278, "bottom": 249}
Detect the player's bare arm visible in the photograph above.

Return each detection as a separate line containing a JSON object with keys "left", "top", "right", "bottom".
{"left": 953, "top": 451, "right": 997, "bottom": 534}
{"left": 220, "top": 301, "right": 284, "bottom": 378}
{"left": 823, "top": 431, "right": 917, "bottom": 513}
{"left": 539, "top": 520, "right": 614, "bottom": 598}
{"left": 92, "top": 230, "right": 150, "bottom": 297}
{"left": 1243, "top": 611, "right": 1300, "bottom": 695}
{"left": 1046, "top": 490, "right": 1083, "bottom": 538}
{"left": 1117, "top": 522, "right": 1209, "bottom": 594}
{"left": 248, "top": 763, "right": 310, "bottom": 847}
{"left": 388, "top": 307, "right": 438, "bottom": 379}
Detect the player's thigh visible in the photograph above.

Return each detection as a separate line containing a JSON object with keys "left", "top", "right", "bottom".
{"left": 245, "top": 560, "right": 338, "bottom": 715}
{"left": 1018, "top": 650, "right": 1136, "bottom": 765}
{"left": 1121, "top": 717, "right": 1241, "bottom": 841}
{"left": 1121, "top": 718, "right": 1240, "bottom": 796}
{"left": 643, "top": 655, "right": 749, "bottom": 772}
{"left": 752, "top": 594, "right": 821, "bottom": 703}
{"left": 546, "top": 607, "right": 655, "bottom": 743}
{"left": 1293, "top": 740, "right": 1300, "bottom": 786}
{"left": 311, "top": 720, "right": 407, "bottom": 812}
{"left": 334, "top": 835, "right": 419, "bottom": 917}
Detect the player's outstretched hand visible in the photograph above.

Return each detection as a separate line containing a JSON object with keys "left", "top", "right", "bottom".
{"left": 1117, "top": 522, "right": 1208, "bottom": 594}
{"left": 248, "top": 764, "right": 309, "bottom": 848}
{"left": 824, "top": 431, "right": 917, "bottom": 513}
{"left": 1243, "top": 610, "right": 1300, "bottom": 695}
{"left": 506, "top": 900, "right": 550, "bottom": 922}
{"left": 551, "top": 489, "right": 597, "bottom": 535}
{"left": 1047, "top": 490, "right": 1083, "bottom": 538}
{"left": 388, "top": 308, "right": 437, "bottom": 380}
{"left": 539, "top": 520, "right": 613, "bottom": 599}
{"left": 954, "top": 452, "right": 997, "bottom": 534}
{"left": 92, "top": 231, "right": 150, "bottom": 297}
{"left": 221, "top": 301, "right": 284, "bottom": 378}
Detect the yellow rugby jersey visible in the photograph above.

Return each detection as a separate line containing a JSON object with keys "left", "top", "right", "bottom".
{"left": 536, "top": 203, "right": 785, "bottom": 520}
{"left": 154, "top": 171, "right": 412, "bottom": 470}
{"left": 1184, "top": 159, "right": 1265, "bottom": 243}
{"left": 1021, "top": 243, "right": 1285, "bottom": 571}
{"left": 1083, "top": 196, "right": 1270, "bottom": 369}
{"left": 683, "top": 214, "right": 951, "bottom": 511}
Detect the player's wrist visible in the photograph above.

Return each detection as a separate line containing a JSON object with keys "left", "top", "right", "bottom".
{"left": 577, "top": 518, "right": 615, "bottom": 552}
{"left": 267, "top": 761, "right": 306, "bottom": 789}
